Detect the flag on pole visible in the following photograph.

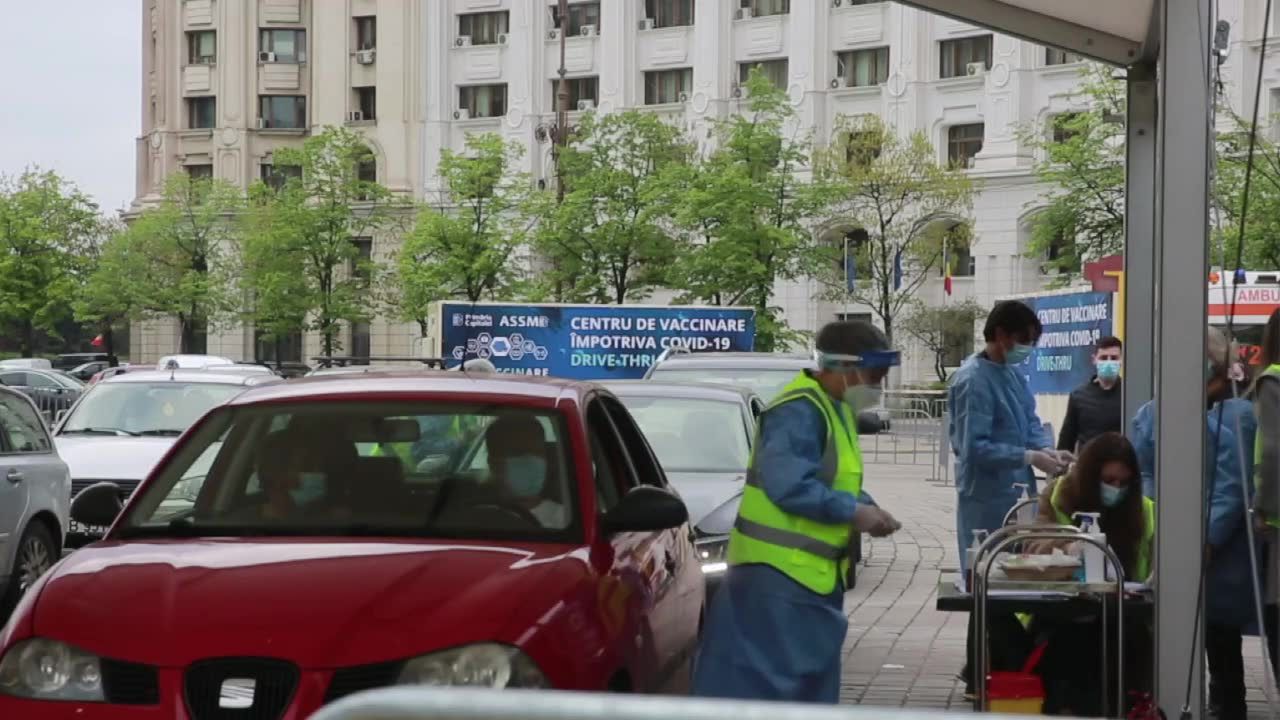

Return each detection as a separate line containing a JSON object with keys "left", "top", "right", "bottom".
{"left": 844, "top": 237, "right": 856, "bottom": 292}
{"left": 893, "top": 247, "right": 903, "bottom": 291}
{"left": 942, "top": 238, "right": 953, "bottom": 296}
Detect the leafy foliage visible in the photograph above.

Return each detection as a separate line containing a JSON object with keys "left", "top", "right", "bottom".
{"left": 811, "top": 115, "right": 973, "bottom": 346}
{"left": 534, "top": 111, "right": 691, "bottom": 303}
{"left": 395, "top": 134, "right": 532, "bottom": 330}
{"left": 0, "top": 170, "right": 102, "bottom": 356}
{"left": 899, "top": 299, "right": 983, "bottom": 381}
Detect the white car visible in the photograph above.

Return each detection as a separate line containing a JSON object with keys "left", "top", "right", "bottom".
{"left": 155, "top": 354, "right": 235, "bottom": 370}
{"left": 52, "top": 369, "right": 281, "bottom": 546}
{"left": 0, "top": 387, "right": 70, "bottom": 616}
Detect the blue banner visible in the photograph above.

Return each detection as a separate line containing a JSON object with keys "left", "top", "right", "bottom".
{"left": 1017, "top": 292, "right": 1113, "bottom": 394}
{"left": 439, "top": 303, "right": 756, "bottom": 380}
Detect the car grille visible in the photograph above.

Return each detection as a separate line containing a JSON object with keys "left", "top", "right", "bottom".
{"left": 71, "top": 478, "right": 141, "bottom": 498}
{"left": 101, "top": 658, "right": 160, "bottom": 705}
{"left": 184, "top": 658, "right": 299, "bottom": 720}
{"left": 323, "top": 660, "right": 404, "bottom": 704}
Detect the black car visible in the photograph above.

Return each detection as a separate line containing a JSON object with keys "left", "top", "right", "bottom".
{"left": 643, "top": 350, "right": 891, "bottom": 433}
{"left": 0, "top": 369, "right": 83, "bottom": 420}
{"left": 67, "top": 361, "right": 112, "bottom": 381}
{"left": 53, "top": 353, "right": 111, "bottom": 371}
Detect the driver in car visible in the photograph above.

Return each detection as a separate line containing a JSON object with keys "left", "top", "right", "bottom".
{"left": 486, "top": 414, "right": 566, "bottom": 528}
{"left": 245, "top": 430, "right": 325, "bottom": 522}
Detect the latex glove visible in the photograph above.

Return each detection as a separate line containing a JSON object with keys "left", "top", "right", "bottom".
{"left": 1025, "top": 449, "right": 1066, "bottom": 475}
{"left": 852, "top": 504, "right": 897, "bottom": 537}
{"left": 1055, "top": 449, "right": 1076, "bottom": 466}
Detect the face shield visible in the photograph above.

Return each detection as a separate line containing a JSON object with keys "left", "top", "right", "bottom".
{"left": 818, "top": 350, "right": 901, "bottom": 412}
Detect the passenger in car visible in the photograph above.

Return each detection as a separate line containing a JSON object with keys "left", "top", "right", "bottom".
{"left": 486, "top": 414, "right": 566, "bottom": 528}
{"left": 250, "top": 430, "right": 321, "bottom": 522}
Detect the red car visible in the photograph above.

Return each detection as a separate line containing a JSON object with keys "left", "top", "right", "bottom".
{"left": 0, "top": 374, "right": 703, "bottom": 718}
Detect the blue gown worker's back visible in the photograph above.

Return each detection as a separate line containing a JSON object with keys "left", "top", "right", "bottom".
{"left": 948, "top": 353, "right": 1050, "bottom": 572}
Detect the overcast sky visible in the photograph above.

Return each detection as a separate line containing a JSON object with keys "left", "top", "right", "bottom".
{"left": 0, "top": 2, "right": 140, "bottom": 213}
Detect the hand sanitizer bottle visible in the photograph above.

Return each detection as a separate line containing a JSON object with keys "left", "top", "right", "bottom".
{"left": 1012, "top": 483, "right": 1034, "bottom": 525}
{"left": 965, "top": 529, "right": 990, "bottom": 592}
{"left": 1072, "top": 512, "right": 1106, "bottom": 583}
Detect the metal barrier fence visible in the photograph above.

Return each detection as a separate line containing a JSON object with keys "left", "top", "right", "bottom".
{"left": 311, "top": 688, "right": 1052, "bottom": 720}
{"left": 21, "top": 390, "right": 75, "bottom": 427}
{"left": 857, "top": 393, "right": 951, "bottom": 483}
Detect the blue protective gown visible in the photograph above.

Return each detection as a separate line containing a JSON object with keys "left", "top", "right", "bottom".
{"left": 691, "top": 398, "right": 858, "bottom": 703}
{"left": 1130, "top": 397, "right": 1260, "bottom": 626}
{"left": 948, "top": 353, "right": 1053, "bottom": 572}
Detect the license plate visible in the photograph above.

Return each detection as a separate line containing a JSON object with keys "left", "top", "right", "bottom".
{"left": 68, "top": 521, "right": 109, "bottom": 537}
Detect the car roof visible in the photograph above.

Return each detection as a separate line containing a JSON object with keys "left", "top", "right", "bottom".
{"left": 101, "top": 369, "right": 281, "bottom": 387}
{"left": 600, "top": 380, "right": 759, "bottom": 403}
{"left": 228, "top": 370, "right": 591, "bottom": 406}
{"left": 650, "top": 352, "right": 815, "bottom": 370}
{"left": 305, "top": 365, "right": 431, "bottom": 376}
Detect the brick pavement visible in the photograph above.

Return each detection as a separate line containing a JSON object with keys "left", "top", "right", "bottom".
{"left": 839, "top": 462, "right": 1278, "bottom": 717}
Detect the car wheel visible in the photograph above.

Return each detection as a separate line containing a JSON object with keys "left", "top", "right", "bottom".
{"left": 1, "top": 523, "right": 57, "bottom": 614}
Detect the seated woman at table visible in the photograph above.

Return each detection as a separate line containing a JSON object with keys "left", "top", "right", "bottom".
{"left": 1026, "top": 432, "right": 1155, "bottom": 716}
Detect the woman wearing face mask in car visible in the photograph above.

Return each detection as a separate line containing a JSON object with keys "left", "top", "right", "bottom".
{"left": 485, "top": 414, "right": 566, "bottom": 528}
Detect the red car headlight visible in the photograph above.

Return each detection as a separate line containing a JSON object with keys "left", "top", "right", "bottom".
{"left": 397, "top": 644, "right": 547, "bottom": 689}
{"left": 0, "top": 638, "right": 106, "bottom": 702}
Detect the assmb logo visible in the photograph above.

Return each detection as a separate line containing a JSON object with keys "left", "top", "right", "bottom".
{"left": 452, "top": 313, "right": 464, "bottom": 327}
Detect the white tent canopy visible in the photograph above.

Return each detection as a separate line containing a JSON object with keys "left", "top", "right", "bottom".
{"left": 896, "top": 1, "right": 1216, "bottom": 716}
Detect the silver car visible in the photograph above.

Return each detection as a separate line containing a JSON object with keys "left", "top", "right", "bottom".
{"left": 52, "top": 369, "right": 281, "bottom": 546}
{"left": 0, "top": 387, "right": 70, "bottom": 615}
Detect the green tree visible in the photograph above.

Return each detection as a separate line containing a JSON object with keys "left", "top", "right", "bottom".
{"left": 812, "top": 115, "right": 973, "bottom": 347}
{"left": 73, "top": 217, "right": 132, "bottom": 358}
{"left": 396, "top": 134, "right": 531, "bottom": 332}
{"left": 242, "top": 126, "right": 405, "bottom": 356}
{"left": 84, "top": 172, "right": 241, "bottom": 353}
{"left": 1214, "top": 114, "right": 1280, "bottom": 270}
{"left": 534, "top": 111, "right": 690, "bottom": 303}
{"left": 667, "top": 68, "right": 827, "bottom": 351}
{"left": 0, "top": 170, "right": 102, "bottom": 357}
{"left": 1019, "top": 67, "right": 1126, "bottom": 279}
{"left": 899, "top": 298, "right": 983, "bottom": 382}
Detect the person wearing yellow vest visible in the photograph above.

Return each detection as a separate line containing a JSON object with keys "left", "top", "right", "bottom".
{"left": 691, "top": 320, "right": 901, "bottom": 703}
{"left": 1024, "top": 432, "right": 1155, "bottom": 716}
{"left": 1251, "top": 309, "right": 1280, "bottom": 682}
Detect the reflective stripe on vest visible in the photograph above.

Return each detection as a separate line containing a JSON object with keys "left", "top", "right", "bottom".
{"left": 727, "top": 371, "right": 863, "bottom": 595}
{"left": 1255, "top": 365, "right": 1280, "bottom": 528}
{"left": 1050, "top": 481, "right": 1155, "bottom": 581}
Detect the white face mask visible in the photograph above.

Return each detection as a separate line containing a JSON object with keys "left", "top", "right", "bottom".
{"left": 842, "top": 378, "right": 882, "bottom": 413}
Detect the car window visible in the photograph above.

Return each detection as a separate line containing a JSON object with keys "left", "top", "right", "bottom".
{"left": 648, "top": 367, "right": 799, "bottom": 401}
{"left": 26, "top": 373, "right": 60, "bottom": 389}
{"left": 601, "top": 396, "right": 666, "bottom": 486}
{"left": 121, "top": 401, "right": 580, "bottom": 540}
{"left": 616, "top": 396, "right": 751, "bottom": 473}
{"left": 464, "top": 416, "right": 555, "bottom": 473}
{"left": 0, "top": 392, "right": 53, "bottom": 453}
{"left": 0, "top": 372, "right": 26, "bottom": 387}
{"left": 586, "top": 398, "right": 635, "bottom": 507}
{"left": 60, "top": 382, "right": 246, "bottom": 436}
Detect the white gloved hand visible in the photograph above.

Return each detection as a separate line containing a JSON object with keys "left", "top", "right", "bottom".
{"left": 852, "top": 504, "right": 898, "bottom": 537}
{"left": 1025, "top": 449, "right": 1066, "bottom": 475}
{"left": 1055, "top": 449, "right": 1076, "bottom": 466}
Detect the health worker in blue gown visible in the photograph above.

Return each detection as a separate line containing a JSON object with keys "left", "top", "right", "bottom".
{"left": 691, "top": 320, "right": 902, "bottom": 704}
{"left": 948, "top": 300, "right": 1070, "bottom": 694}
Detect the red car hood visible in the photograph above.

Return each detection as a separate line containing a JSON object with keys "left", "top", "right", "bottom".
{"left": 33, "top": 538, "right": 590, "bottom": 668}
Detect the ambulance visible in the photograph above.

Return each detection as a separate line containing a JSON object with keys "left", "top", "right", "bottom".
{"left": 1208, "top": 270, "right": 1280, "bottom": 366}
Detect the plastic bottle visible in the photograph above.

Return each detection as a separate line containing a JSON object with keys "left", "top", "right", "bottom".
{"left": 1072, "top": 512, "right": 1106, "bottom": 583}
{"left": 965, "top": 529, "right": 990, "bottom": 592}
{"left": 1012, "top": 483, "right": 1035, "bottom": 525}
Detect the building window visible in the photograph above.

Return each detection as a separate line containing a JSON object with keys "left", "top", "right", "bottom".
{"left": 259, "top": 95, "right": 306, "bottom": 129}
{"left": 357, "top": 158, "right": 377, "bottom": 184}
{"left": 744, "top": 0, "right": 790, "bottom": 17}
{"left": 350, "top": 237, "right": 373, "bottom": 362}
{"left": 185, "top": 164, "right": 213, "bottom": 180}
{"left": 837, "top": 47, "right": 890, "bottom": 88}
{"left": 254, "top": 328, "right": 303, "bottom": 364}
{"left": 738, "top": 59, "right": 789, "bottom": 89}
{"left": 1045, "top": 47, "right": 1082, "bottom": 66}
{"left": 644, "top": 68, "right": 693, "bottom": 104}
{"left": 947, "top": 123, "right": 984, "bottom": 168}
{"left": 187, "top": 97, "right": 216, "bottom": 129}
{"left": 843, "top": 130, "right": 882, "bottom": 166}
{"left": 1051, "top": 112, "right": 1082, "bottom": 144}
{"left": 459, "top": 11, "right": 509, "bottom": 44}
{"left": 550, "top": 2, "right": 601, "bottom": 36}
{"left": 552, "top": 77, "right": 600, "bottom": 109}
{"left": 260, "top": 162, "right": 302, "bottom": 191}
{"left": 645, "top": 0, "right": 694, "bottom": 27}
{"left": 187, "top": 31, "right": 216, "bottom": 64}
{"left": 355, "top": 16, "right": 377, "bottom": 51}
{"left": 260, "top": 29, "right": 307, "bottom": 63}
{"left": 939, "top": 35, "right": 993, "bottom": 79}
{"left": 459, "top": 84, "right": 508, "bottom": 118}
{"left": 355, "top": 86, "right": 376, "bottom": 121}
{"left": 1046, "top": 231, "right": 1082, "bottom": 273}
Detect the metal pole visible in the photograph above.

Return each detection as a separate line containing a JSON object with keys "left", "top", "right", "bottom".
{"left": 554, "top": 0, "right": 570, "bottom": 205}
{"left": 1153, "top": 0, "right": 1213, "bottom": 716}
{"left": 1122, "top": 65, "right": 1157, "bottom": 426}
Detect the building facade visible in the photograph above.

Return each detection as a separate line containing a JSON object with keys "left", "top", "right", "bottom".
{"left": 131, "top": 0, "right": 1277, "bottom": 383}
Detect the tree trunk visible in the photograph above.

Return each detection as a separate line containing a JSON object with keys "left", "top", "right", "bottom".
{"left": 179, "top": 316, "right": 193, "bottom": 354}
{"left": 20, "top": 319, "right": 34, "bottom": 358}
{"left": 103, "top": 324, "right": 116, "bottom": 362}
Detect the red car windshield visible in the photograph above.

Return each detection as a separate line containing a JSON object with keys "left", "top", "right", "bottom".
{"left": 118, "top": 401, "right": 578, "bottom": 541}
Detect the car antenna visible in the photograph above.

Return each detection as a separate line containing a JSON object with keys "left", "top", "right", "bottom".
{"left": 165, "top": 358, "right": 179, "bottom": 381}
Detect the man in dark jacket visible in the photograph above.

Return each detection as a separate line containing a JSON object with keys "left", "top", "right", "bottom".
{"left": 1058, "top": 336, "right": 1123, "bottom": 453}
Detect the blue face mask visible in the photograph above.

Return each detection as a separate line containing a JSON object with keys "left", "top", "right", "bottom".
{"left": 1100, "top": 483, "right": 1129, "bottom": 508}
{"left": 290, "top": 472, "right": 327, "bottom": 505}
{"left": 1006, "top": 343, "right": 1035, "bottom": 365}
{"left": 1097, "top": 360, "right": 1121, "bottom": 381}
{"left": 504, "top": 456, "right": 546, "bottom": 498}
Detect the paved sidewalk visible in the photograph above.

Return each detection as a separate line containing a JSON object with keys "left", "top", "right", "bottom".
{"left": 839, "top": 462, "right": 1277, "bottom": 717}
